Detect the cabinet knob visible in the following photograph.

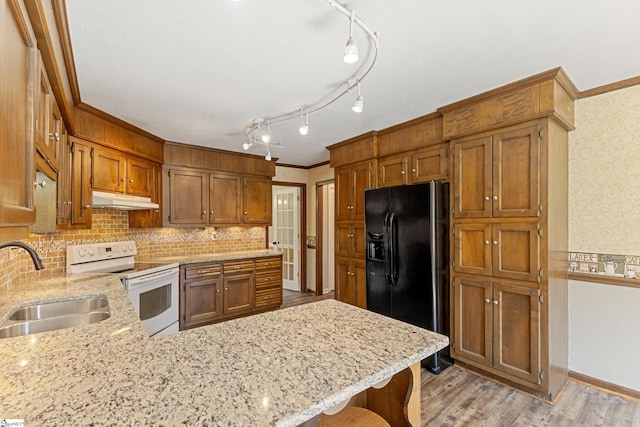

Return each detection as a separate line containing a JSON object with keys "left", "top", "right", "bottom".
{"left": 121, "top": 178, "right": 126, "bottom": 182}
{"left": 210, "top": 210, "right": 214, "bottom": 215}
{"left": 401, "top": 170, "right": 405, "bottom": 175}
{"left": 129, "top": 179, "right": 134, "bottom": 183}
{"left": 84, "top": 204, "right": 90, "bottom": 209}
{"left": 485, "top": 298, "right": 490, "bottom": 304}
{"left": 484, "top": 196, "right": 490, "bottom": 201}
{"left": 484, "top": 240, "right": 490, "bottom": 245}
{"left": 412, "top": 168, "right": 417, "bottom": 173}
{"left": 493, "top": 300, "right": 499, "bottom": 305}
{"left": 216, "top": 289, "right": 220, "bottom": 293}
{"left": 493, "top": 240, "right": 498, "bottom": 246}
{"left": 244, "top": 211, "right": 248, "bottom": 215}
{"left": 225, "top": 288, "right": 228, "bottom": 291}
{"left": 493, "top": 196, "right": 498, "bottom": 201}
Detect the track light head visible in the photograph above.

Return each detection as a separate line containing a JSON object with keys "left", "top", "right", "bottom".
{"left": 265, "top": 151, "right": 272, "bottom": 161}
{"left": 344, "top": 37, "right": 358, "bottom": 64}
{"left": 352, "top": 95, "right": 363, "bottom": 113}
{"left": 261, "top": 122, "right": 272, "bottom": 143}
{"left": 299, "top": 111, "right": 309, "bottom": 135}
{"left": 352, "top": 82, "right": 363, "bottom": 112}
{"left": 242, "top": 141, "right": 252, "bottom": 151}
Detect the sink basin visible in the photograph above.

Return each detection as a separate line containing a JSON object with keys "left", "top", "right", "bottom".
{"left": 0, "top": 296, "right": 111, "bottom": 339}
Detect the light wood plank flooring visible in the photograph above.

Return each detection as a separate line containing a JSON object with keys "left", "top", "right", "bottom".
{"left": 282, "top": 290, "right": 640, "bottom": 426}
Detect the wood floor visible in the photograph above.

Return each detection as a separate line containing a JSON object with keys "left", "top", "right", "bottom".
{"left": 282, "top": 290, "right": 640, "bottom": 426}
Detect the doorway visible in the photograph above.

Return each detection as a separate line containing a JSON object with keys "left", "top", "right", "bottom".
{"left": 315, "top": 181, "right": 335, "bottom": 295}
{"left": 270, "top": 182, "right": 306, "bottom": 293}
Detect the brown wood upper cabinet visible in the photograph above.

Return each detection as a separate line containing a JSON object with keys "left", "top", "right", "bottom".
{"left": 166, "top": 168, "right": 272, "bottom": 226}
{"left": 129, "top": 163, "right": 163, "bottom": 228}
{"left": 453, "top": 275, "right": 540, "bottom": 386}
{"left": 335, "top": 160, "right": 375, "bottom": 221}
{"left": 378, "top": 144, "right": 449, "bottom": 188}
{"left": 35, "top": 52, "right": 62, "bottom": 172}
{"left": 69, "top": 138, "right": 92, "bottom": 227}
{"left": 453, "top": 124, "right": 541, "bottom": 218}
{"left": 0, "top": 1, "right": 37, "bottom": 236}
{"left": 91, "top": 145, "right": 154, "bottom": 198}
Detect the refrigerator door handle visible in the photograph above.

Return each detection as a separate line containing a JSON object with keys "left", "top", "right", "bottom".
{"left": 383, "top": 212, "right": 392, "bottom": 285}
{"left": 388, "top": 212, "right": 398, "bottom": 286}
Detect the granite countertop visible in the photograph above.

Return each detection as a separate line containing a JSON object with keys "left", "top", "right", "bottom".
{"left": 0, "top": 274, "right": 448, "bottom": 426}
{"left": 143, "top": 249, "right": 283, "bottom": 265}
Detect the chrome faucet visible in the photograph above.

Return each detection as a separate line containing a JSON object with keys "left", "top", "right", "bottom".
{"left": 0, "top": 241, "right": 44, "bottom": 270}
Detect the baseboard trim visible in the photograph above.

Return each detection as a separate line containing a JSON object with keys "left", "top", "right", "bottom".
{"left": 569, "top": 371, "right": 640, "bottom": 402}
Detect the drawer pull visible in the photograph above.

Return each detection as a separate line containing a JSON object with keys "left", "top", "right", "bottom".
{"left": 198, "top": 269, "right": 211, "bottom": 274}
{"left": 234, "top": 266, "right": 242, "bottom": 270}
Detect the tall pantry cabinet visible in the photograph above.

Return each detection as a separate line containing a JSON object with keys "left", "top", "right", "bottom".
{"left": 441, "top": 68, "right": 577, "bottom": 401}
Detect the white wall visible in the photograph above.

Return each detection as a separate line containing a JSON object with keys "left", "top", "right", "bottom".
{"left": 568, "top": 84, "right": 640, "bottom": 391}
{"left": 569, "top": 280, "right": 640, "bottom": 391}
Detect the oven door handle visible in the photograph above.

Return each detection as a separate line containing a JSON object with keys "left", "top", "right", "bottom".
{"left": 126, "top": 269, "right": 179, "bottom": 287}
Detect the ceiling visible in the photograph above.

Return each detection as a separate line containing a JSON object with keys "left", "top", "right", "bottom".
{"left": 65, "top": 0, "right": 640, "bottom": 167}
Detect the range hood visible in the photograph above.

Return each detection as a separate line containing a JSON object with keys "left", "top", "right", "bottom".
{"left": 92, "top": 191, "right": 159, "bottom": 210}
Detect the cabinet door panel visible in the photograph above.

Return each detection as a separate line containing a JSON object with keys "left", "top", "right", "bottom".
{"left": 223, "top": 273, "right": 254, "bottom": 315}
{"left": 335, "top": 167, "right": 352, "bottom": 221}
{"left": 453, "top": 137, "right": 492, "bottom": 218}
{"left": 71, "top": 140, "right": 92, "bottom": 226}
{"left": 353, "top": 223, "right": 366, "bottom": 258}
{"left": 335, "top": 257, "right": 356, "bottom": 306}
{"left": 209, "top": 173, "right": 241, "bottom": 223}
{"left": 169, "top": 169, "right": 207, "bottom": 224}
{"left": 183, "top": 278, "right": 221, "bottom": 327}
{"left": 126, "top": 157, "right": 153, "bottom": 197}
{"left": 354, "top": 259, "right": 367, "bottom": 309}
{"left": 453, "top": 276, "right": 492, "bottom": 366}
{"left": 0, "top": 13, "right": 36, "bottom": 226}
{"left": 492, "top": 125, "right": 540, "bottom": 217}
{"left": 492, "top": 282, "right": 540, "bottom": 383}
{"left": 243, "top": 176, "right": 271, "bottom": 224}
{"left": 492, "top": 223, "right": 539, "bottom": 282}
{"left": 411, "top": 145, "right": 448, "bottom": 183}
{"left": 454, "top": 223, "right": 492, "bottom": 275}
{"left": 336, "top": 223, "right": 353, "bottom": 257}
{"left": 352, "top": 162, "right": 372, "bottom": 220}
{"left": 378, "top": 155, "right": 407, "bottom": 188}
{"left": 92, "top": 146, "right": 126, "bottom": 192}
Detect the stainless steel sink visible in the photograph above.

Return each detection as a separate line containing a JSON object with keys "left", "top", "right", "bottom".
{"left": 0, "top": 296, "right": 111, "bottom": 339}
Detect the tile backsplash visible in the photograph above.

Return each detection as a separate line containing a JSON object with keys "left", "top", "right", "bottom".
{"left": 569, "top": 252, "right": 640, "bottom": 279}
{"left": 0, "top": 210, "right": 266, "bottom": 290}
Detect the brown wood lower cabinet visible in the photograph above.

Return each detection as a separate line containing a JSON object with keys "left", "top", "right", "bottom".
{"left": 335, "top": 257, "right": 366, "bottom": 309}
{"left": 180, "top": 255, "right": 282, "bottom": 330}
{"left": 453, "top": 275, "right": 540, "bottom": 387}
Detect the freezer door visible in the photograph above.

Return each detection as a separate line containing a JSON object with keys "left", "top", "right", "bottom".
{"left": 365, "top": 187, "right": 392, "bottom": 316}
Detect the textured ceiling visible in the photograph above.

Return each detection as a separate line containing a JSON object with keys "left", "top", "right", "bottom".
{"left": 65, "top": 0, "right": 640, "bottom": 166}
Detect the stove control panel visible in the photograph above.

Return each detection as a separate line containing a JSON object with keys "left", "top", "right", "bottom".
{"left": 67, "top": 241, "right": 137, "bottom": 265}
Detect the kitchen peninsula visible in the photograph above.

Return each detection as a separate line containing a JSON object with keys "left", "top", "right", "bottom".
{"left": 0, "top": 274, "right": 447, "bottom": 426}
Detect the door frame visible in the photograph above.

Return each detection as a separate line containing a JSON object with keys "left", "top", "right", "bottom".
{"left": 270, "top": 181, "right": 307, "bottom": 293}
{"left": 315, "top": 179, "right": 335, "bottom": 296}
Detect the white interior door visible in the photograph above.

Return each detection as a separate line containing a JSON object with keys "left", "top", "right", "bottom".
{"left": 273, "top": 187, "right": 300, "bottom": 291}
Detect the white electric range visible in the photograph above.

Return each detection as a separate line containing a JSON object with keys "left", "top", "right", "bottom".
{"left": 66, "top": 241, "right": 179, "bottom": 337}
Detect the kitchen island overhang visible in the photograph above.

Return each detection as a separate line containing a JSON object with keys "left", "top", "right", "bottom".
{"left": 0, "top": 274, "right": 448, "bottom": 426}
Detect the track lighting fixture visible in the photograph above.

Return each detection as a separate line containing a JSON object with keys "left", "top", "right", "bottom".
{"left": 343, "top": 11, "right": 358, "bottom": 64}
{"left": 241, "top": 0, "right": 379, "bottom": 157}
{"left": 299, "top": 111, "right": 309, "bottom": 136}
{"left": 352, "top": 82, "right": 363, "bottom": 113}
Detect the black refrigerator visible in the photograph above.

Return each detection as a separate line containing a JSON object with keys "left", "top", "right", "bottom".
{"left": 365, "top": 181, "right": 451, "bottom": 374}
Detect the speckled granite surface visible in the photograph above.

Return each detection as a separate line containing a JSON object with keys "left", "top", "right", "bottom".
{"left": 144, "top": 249, "right": 283, "bottom": 265}
{"left": 0, "top": 274, "right": 448, "bottom": 426}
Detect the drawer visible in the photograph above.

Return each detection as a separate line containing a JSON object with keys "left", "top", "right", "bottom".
{"left": 184, "top": 262, "right": 221, "bottom": 280}
{"left": 255, "top": 256, "right": 282, "bottom": 272}
{"left": 223, "top": 260, "right": 255, "bottom": 275}
{"left": 256, "top": 288, "right": 282, "bottom": 308}
{"left": 255, "top": 272, "right": 282, "bottom": 290}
